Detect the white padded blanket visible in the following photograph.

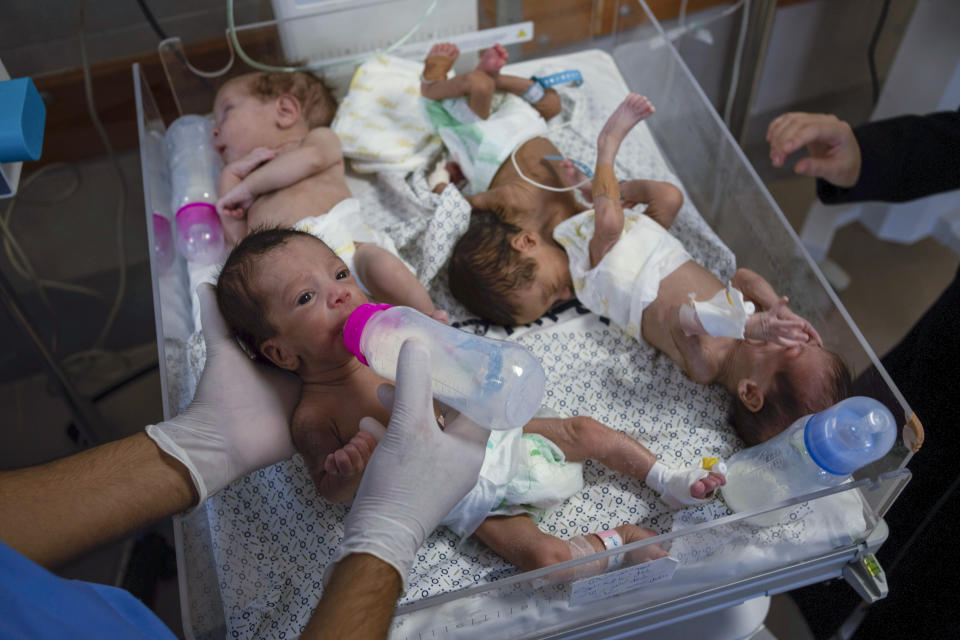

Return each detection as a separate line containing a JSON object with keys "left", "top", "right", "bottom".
{"left": 164, "top": 50, "right": 867, "bottom": 639}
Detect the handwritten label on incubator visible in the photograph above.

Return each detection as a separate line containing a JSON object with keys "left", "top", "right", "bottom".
{"left": 569, "top": 556, "right": 680, "bottom": 605}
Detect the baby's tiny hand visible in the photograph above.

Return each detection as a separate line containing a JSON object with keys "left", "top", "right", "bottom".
{"left": 430, "top": 309, "right": 450, "bottom": 325}
{"left": 323, "top": 431, "right": 377, "bottom": 478}
{"left": 216, "top": 183, "right": 254, "bottom": 218}
{"left": 745, "top": 309, "right": 809, "bottom": 346}
{"left": 770, "top": 297, "right": 823, "bottom": 347}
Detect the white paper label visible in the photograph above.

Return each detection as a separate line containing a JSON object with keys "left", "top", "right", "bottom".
{"left": 569, "top": 556, "right": 680, "bottom": 606}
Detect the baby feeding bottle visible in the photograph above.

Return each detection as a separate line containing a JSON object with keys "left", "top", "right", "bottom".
{"left": 343, "top": 304, "right": 546, "bottom": 430}
{"left": 144, "top": 128, "right": 175, "bottom": 275}
{"left": 165, "top": 114, "right": 224, "bottom": 264}
{"left": 721, "top": 396, "right": 897, "bottom": 520}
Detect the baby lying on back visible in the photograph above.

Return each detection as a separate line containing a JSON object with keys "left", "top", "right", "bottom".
{"left": 211, "top": 71, "right": 444, "bottom": 319}
{"left": 449, "top": 94, "right": 852, "bottom": 445}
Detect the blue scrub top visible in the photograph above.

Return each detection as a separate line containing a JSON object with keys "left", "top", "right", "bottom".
{"left": 0, "top": 539, "right": 177, "bottom": 639}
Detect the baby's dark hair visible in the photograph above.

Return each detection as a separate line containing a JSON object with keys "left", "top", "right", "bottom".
{"left": 448, "top": 210, "right": 538, "bottom": 326}
{"left": 216, "top": 227, "right": 327, "bottom": 358}
{"left": 239, "top": 71, "right": 338, "bottom": 128}
{"left": 731, "top": 349, "right": 853, "bottom": 445}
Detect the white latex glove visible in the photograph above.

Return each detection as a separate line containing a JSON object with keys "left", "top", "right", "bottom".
{"left": 646, "top": 460, "right": 726, "bottom": 509}
{"left": 146, "top": 283, "right": 300, "bottom": 507}
{"left": 324, "top": 339, "right": 490, "bottom": 590}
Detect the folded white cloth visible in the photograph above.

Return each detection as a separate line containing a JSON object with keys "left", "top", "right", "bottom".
{"left": 331, "top": 55, "right": 443, "bottom": 174}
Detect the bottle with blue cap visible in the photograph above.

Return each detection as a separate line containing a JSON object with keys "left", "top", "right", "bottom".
{"left": 721, "top": 396, "right": 897, "bottom": 517}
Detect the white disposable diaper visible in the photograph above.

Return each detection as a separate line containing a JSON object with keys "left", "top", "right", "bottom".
{"left": 440, "top": 429, "right": 584, "bottom": 540}
{"left": 331, "top": 55, "right": 443, "bottom": 174}
{"left": 554, "top": 208, "right": 692, "bottom": 339}
{"left": 294, "top": 197, "right": 411, "bottom": 294}
{"left": 422, "top": 92, "right": 548, "bottom": 194}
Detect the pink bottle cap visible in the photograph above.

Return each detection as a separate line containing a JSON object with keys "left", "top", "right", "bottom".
{"left": 175, "top": 202, "right": 218, "bottom": 229}
{"left": 343, "top": 303, "right": 392, "bottom": 365}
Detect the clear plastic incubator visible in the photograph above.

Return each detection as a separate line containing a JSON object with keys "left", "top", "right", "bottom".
{"left": 133, "top": 1, "right": 921, "bottom": 638}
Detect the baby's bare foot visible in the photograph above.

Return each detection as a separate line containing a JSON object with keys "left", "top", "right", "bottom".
{"left": 422, "top": 42, "right": 459, "bottom": 83}
{"left": 476, "top": 43, "right": 509, "bottom": 75}
{"left": 597, "top": 94, "right": 655, "bottom": 163}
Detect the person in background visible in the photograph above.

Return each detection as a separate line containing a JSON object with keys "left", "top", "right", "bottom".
{"left": 0, "top": 284, "right": 489, "bottom": 640}
{"left": 766, "top": 107, "right": 960, "bottom": 639}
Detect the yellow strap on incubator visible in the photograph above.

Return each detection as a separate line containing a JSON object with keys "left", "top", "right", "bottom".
{"left": 701, "top": 457, "right": 719, "bottom": 470}
{"left": 592, "top": 163, "right": 620, "bottom": 201}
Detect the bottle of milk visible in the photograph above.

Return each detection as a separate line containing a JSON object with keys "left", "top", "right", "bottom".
{"left": 165, "top": 114, "right": 224, "bottom": 264}
{"left": 721, "top": 396, "right": 897, "bottom": 517}
{"left": 342, "top": 304, "right": 546, "bottom": 430}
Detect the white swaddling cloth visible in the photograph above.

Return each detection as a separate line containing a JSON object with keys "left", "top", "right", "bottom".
{"left": 686, "top": 284, "right": 756, "bottom": 340}
{"left": 423, "top": 92, "right": 548, "bottom": 194}
{"left": 553, "top": 207, "right": 692, "bottom": 339}
{"left": 331, "top": 55, "right": 443, "bottom": 174}
{"left": 294, "top": 197, "right": 413, "bottom": 295}
{"left": 441, "top": 429, "right": 584, "bottom": 540}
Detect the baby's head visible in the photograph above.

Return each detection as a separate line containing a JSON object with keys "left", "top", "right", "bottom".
{"left": 448, "top": 211, "right": 573, "bottom": 325}
{"left": 213, "top": 71, "right": 338, "bottom": 163}
{"left": 216, "top": 227, "right": 367, "bottom": 373}
{"left": 731, "top": 341, "right": 852, "bottom": 445}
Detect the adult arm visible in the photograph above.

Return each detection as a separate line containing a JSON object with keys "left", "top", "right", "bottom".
{"left": 818, "top": 109, "right": 960, "bottom": 203}
{"left": 0, "top": 433, "right": 195, "bottom": 567}
{"left": 767, "top": 109, "right": 960, "bottom": 204}
{"left": 0, "top": 284, "right": 299, "bottom": 567}
{"left": 302, "top": 339, "right": 488, "bottom": 638}
{"left": 301, "top": 553, "right": 401, "bottom": 640}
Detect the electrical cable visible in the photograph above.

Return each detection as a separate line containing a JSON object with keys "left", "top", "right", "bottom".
{"left": 722, "top": 0, "right": 750, "bottom": 126}
{"left": 509, "top": 146, "right": 590, "bottom": 194}
{"left": 868, "top": 0, "right": 893, "bottom": 106}
{"left": 225, "top": 0, "right": 439, "bottom": 73}
{"left": 135, "top": 0, "right": 169, "bottom": 41}
{"left": 78, "top": 1, "right": 128, "bottom": 352}
{"left": 670, "top": 0, "right": 745, "bottom": 45}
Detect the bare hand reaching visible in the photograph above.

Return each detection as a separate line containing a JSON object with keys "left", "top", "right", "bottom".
{"left": 767, "top": 112, "right": 862, "bottom": 188}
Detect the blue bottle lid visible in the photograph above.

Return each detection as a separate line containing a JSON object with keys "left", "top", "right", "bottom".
{"left": 0, "top": 77, "right": 46, "bottom": 163}
{"left": 804, "top": 396, "right": 897, "bottom": 475}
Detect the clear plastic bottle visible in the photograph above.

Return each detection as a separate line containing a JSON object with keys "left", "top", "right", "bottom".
{"left": 165, "top": 114, "right": 224, "bottom": 264}
{"left": 342, "top": 304, "right": 546, "bottom": 430}
{"left": 145, "top": 128, "right": 175, "bottom": 275}
{"left": 721, "top": 396, "right": 897, "bottom": 518}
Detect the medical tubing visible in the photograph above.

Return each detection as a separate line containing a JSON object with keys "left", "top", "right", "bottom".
{"left": 509, "top": 124, "right": 591, "bottom": 194}
{"left": 225, "top": 0, "right": 439, "bottom": 74}
{"left": 79, "top": 1, "right": 128, "bottom": 350}
{"left": 722, "top": 0, "right": 750, "bottom": 127}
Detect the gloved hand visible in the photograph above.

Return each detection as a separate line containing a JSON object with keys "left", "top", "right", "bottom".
{"left": 146, "top": 283, "right": 300, "bottom": 507}
{"left": 324, "top": 339, "right": 490, "bottom": 589}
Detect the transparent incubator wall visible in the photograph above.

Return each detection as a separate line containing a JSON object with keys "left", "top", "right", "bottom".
{"left": 134, "top": 1, "right": 917, "bottom": 638}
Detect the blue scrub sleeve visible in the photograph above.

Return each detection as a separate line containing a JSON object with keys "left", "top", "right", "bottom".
{"left": 0, "top": 539, "right": 177, "bottom": 640}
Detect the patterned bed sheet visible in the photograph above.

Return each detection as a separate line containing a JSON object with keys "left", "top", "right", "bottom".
{"left": 165, "top": 50, "right": 867, "bottom": 639}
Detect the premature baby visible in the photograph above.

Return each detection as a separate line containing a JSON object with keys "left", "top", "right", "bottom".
{"left": 448, "top": 94, "right": 852, "bottom": 445}
{"left": 211, "top": 71, "right": 443, "bottom": 319}
{"left": 217, "top": 227, "right": 725, "bottom": 575}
